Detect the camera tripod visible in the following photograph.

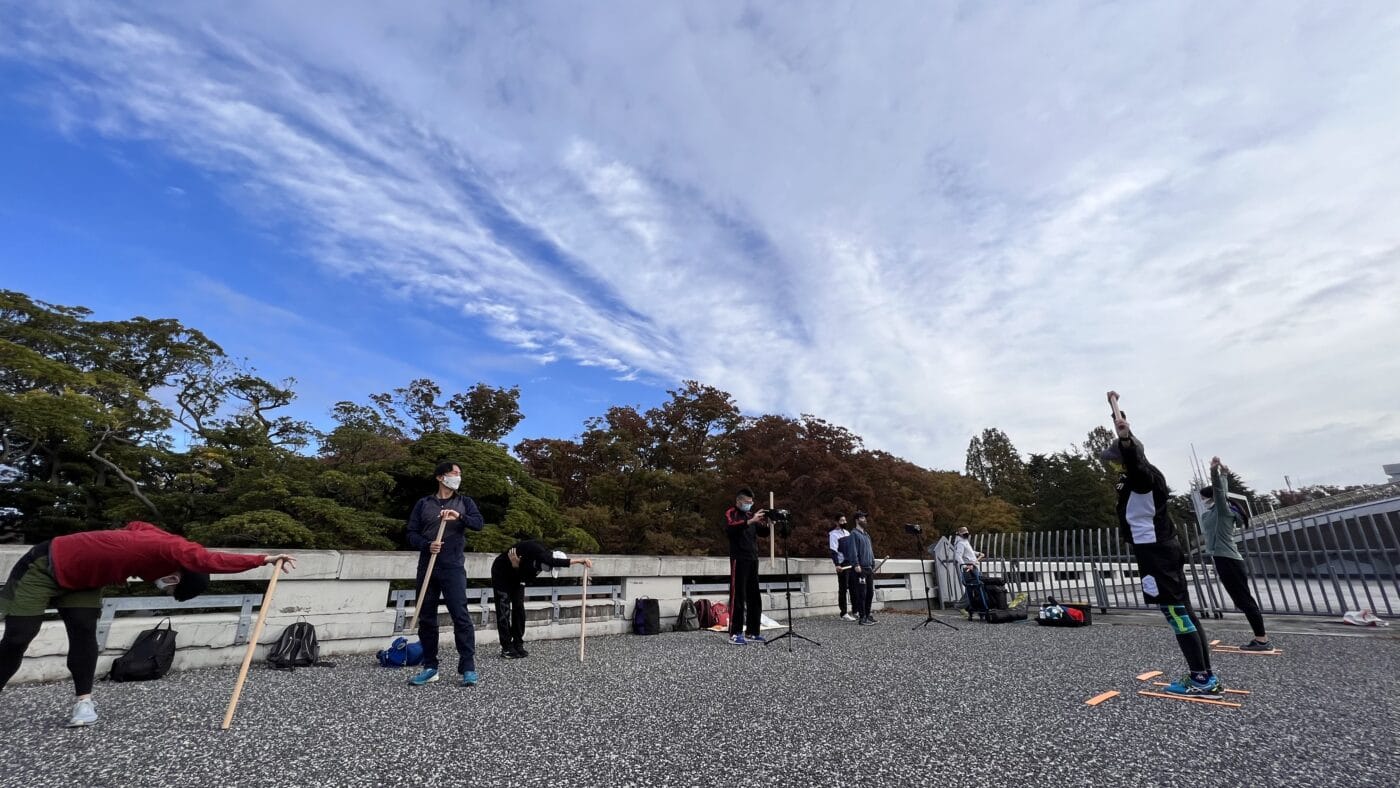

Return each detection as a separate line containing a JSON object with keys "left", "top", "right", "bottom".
{"left": 765, "top": 520, "right": 820, "bottom": 652}
{"left": 907, "top": 526, "right": 957, "bottom": 632}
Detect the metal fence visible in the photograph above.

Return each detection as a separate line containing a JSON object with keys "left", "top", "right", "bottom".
{"left": 946, "top": 495, "right": 1400, "bottom": 619}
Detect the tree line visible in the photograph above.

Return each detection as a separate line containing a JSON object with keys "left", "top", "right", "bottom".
{"left": 2, "top": 289, "right": 1329, "bottom": 559}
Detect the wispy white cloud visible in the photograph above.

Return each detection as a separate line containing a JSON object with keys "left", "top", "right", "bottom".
{"left": 4, "top": 1, "right": 1400, "bottom": 488}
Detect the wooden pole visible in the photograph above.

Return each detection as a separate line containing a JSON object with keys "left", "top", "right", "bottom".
{"left": 769, "top": 491, "right": 776, "bottom": 569}
{"left": 221, "top": 559, "right": 285, "bottom": 730}
{"left": 578, "top": 568, "right": 589, "bottom": 662}
{"left": 405, "top": 515, "right": 449, "bottom": 632}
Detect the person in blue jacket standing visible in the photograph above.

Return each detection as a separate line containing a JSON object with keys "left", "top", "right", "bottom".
{"left": 406, "top": 461, "right": 484, "bottom": 687}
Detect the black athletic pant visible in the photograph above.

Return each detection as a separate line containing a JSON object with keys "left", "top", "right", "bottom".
{"left": 836, "top": 568, "right": 851, "bottom": 616}
{"left": 1161, "top": 602, "right": 1212, "bottom": 675}
{"left": 415, "top": 564, "right": 476, "bottom": 674}
{"left": 0, "top": 608, "right": 101, "bottom": 696}
{"left": 491, "top": 580, "right": 526, "bottom": 650}
{"left": 1214, "top": 557, "right": 1267, "bottom": 637}
{"left": 849, "top": 568, "right": 872, "bottom": 619}
{"left": 728, "top": 558, "right": 762, "bottom": 637}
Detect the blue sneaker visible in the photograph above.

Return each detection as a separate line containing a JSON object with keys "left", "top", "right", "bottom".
{"left": 461, "top": 670, "right": 479, "bottom": 686}
{"left": 408, "top": 667, "right": 439, "bottom": 686}
{"left": 729, "top": 634, "right": 747, "bottom": 646}
{"left": 748, "top": 634, "right": 767, "bottom": 643}
{"left": 1163, "top": 674, "right": 1222, "bottom": 696}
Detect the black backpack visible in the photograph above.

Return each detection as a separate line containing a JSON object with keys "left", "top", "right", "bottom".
{"left": 267, "top": 620, "right": 331, "bottom": 670}
{"left": 675, "top": 598, "right": 700, "bottom": 632}
{"left": 632, "top": 597, "right": 661, "bottom": 635}
{"left": 110, "top": 618, "right": 177, "bottom": 682}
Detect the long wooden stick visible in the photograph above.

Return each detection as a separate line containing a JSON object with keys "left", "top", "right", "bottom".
{"left": 405, "top": 516, "right": 449, "bottom": 632}
{"left": 221, "top": 559, "right": 285, "bottom": 730}
{"left": 578, "top": 568, "right": 589, "bottom": 662}
{"left": 768, "top": 491, "right": 776, "bottom": 569}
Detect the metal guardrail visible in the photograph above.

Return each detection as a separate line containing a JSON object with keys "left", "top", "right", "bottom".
{"left": 96, "top": 593, "right": 263, "bottom": 650}
{"left": 390, "top": 584, "right": 626, "bottom": 633}
{"left": 949, "top": 505, "right": 1399, "bottom": 619}
{"left": 1251, "top": 483, "right": 1400, "bottom": 528}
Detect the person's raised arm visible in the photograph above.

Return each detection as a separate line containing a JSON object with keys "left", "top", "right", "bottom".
{"left": 1211, "top": 457, "right": 1234, "bottom": 526}
{"left": 160, "top": 538, "right": 278, "bottom": 575}
{"left": 1108, "top": 392, "right": 1152, "bottom": 489}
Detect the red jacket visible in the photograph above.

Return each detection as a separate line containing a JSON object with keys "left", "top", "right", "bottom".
{"left": 48, "top": 521, "right": 267, "bottom": 590}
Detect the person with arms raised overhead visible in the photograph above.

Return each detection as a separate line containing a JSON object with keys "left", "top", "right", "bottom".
{"left": 1102, "top": 392, "right": 1222, "bottom": 697}
{"left": 1199, "top": 456, "right": 1271, "bottom": 651}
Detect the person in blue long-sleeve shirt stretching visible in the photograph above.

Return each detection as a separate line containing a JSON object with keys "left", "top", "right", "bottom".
{"left": 405, "top": 461, "right": 484, "bottom": 687}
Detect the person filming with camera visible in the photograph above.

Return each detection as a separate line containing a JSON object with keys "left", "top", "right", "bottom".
{"left": 724, "top": 488, "right": 772, "bottom": 645}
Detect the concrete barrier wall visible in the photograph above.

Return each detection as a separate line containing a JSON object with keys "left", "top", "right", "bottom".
{"left": 0, "top": 547, "right": 934, "bottom": 684}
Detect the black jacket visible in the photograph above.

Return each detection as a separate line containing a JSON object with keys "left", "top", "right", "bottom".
{"left": 491, "top": 540, "right": 571, "bottom": 586}
{"left": 724, "top": 506, "right": 771, "bottom": 560}
{"left": 406, "top": 493, "right": 485, "bottom": 570}
{"left": 1115, "top": 436, "right": 1177, "bottom": 546}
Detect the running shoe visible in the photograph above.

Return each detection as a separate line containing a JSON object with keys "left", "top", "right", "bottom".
{"left": 408, "top": 667, "right": 439, "bottom": 686}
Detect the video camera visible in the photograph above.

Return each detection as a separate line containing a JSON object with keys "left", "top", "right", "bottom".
{"left": 903, "top": 523, "right": 923, "bottom": 535}
{"left": 760, "top": 508, "right": 791, "bottom": 522}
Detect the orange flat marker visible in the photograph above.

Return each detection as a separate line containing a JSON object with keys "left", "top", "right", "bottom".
{"left": 1085, "top": 691, "right": 1120, "bottom": 706}
{"left": 1135, "top": 670, "right": 1164, "bottom": 681}
{"left": 1137, "top": 690, "right": 1241, "bottom": 708}
{"left": 1152, "top": 681, "right": 1249, "bottom": 696}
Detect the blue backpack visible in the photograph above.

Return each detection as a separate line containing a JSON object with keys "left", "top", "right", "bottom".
{"left": 376, "top": 636, "right": 424, "bottom": 667}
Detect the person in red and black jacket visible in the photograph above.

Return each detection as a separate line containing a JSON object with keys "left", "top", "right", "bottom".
{"left": 724, "top": 488, "right": 771, "bottom": 645}
{"left": 0, "top": 521, "right": 294, "bottom": 727}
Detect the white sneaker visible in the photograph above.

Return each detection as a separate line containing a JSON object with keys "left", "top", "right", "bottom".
{"left": 67, "top": 698, "right": 98, "bottom": 727}
{"left": 840, "top": 614, "right": 857, "bottom": 621}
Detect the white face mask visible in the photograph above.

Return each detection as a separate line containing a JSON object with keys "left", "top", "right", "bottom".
{"left": 441, "top": 475, "right": 461, "bottom": 491}
{"left": 155, "top": 574, "right": 180, "bottom": 591}
{"left": 738, "top": 502, "right": 753, "bottom": 512}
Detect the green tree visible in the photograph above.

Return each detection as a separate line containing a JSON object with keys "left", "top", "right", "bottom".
{"left": 965, "top": 428, "right": 1033, "bottom": 506}
{"left": 448, "top": 383, "right": 523, "bottom": 444}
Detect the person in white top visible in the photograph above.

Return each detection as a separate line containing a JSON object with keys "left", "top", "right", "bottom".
{"left": 953, "top": 527, "right": 985, "bottom": 612}
{"left": 827, "top": 516, "right": 854, "bottom": 621}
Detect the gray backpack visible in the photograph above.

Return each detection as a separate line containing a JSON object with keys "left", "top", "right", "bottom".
{"left": 675, "top": 598, "right": 700, "bottom": 632}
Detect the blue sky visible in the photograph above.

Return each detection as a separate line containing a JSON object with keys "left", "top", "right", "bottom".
{"left": 2, "top": 1, "right": 1399, "bottom": 491}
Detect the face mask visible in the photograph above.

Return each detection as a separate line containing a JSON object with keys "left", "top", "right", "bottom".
{"left": 155, "top": 575, "right": 179, "bottom": 590}
{"left": 441, "top": 475, "right": 461, "bottom": 491}
{"left": 739, "top": 502, "right": 752, "bottom": 512}
{"left": 957, "top": 533, "right": 969, "bottom": 540}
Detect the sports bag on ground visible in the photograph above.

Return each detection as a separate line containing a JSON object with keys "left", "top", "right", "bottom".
{"left": 986, "top": 603, "right": 1028, "bottom": 624}
{"left": 109, "top": 618, "right": 177, "bottom": 682}
{"left": 675, "top": 598, "right": 700, "bottom": 632}
{"left": 632, "top": 597, "right": 661, "bottom": 635}
{"left": 694, "top": 599, "right": 716, "bottom": 628}
{"left": 376, "top": 636, "right": 425, "bottom": 667}
{"left": 267, "top": 620, "right": 333, "bottom": 670}
{"left": 708, "top": 601, "right": 731, "bottom": 629}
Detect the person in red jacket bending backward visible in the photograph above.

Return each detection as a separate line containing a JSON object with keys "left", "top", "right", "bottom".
{"left": 0, "top": 521, "right": 295, "bottom": 727}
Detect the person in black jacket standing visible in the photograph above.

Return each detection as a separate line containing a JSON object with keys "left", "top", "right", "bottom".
{"left": 724, "top": 488, "right": 771, "bottom": 645}
{"left": 491, "top": 540, "right": 593, "bottom": 659}
{"left": 843, "top": 512, "right": 877, "bottom": 625}
{"left": 406, "top": 461, "right": 485, "bottom": 687}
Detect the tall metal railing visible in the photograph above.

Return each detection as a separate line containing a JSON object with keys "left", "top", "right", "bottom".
{"left": 949, "top": 497, "right": 1399, "bottom": 619}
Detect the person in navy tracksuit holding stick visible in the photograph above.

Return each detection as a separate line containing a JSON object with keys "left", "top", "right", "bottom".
{"left": 405, "top": 461, "right": 484, "bottom": 687}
